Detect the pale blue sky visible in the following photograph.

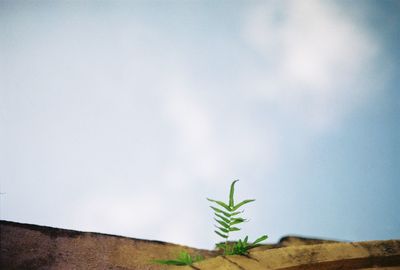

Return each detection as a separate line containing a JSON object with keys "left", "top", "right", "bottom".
{"left": 1, "top": 0, "right": 399, "bottom": 249}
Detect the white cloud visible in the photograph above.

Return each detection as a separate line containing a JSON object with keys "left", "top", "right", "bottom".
{"left": 241, "top": 0, "right": 379, "bottom": 132}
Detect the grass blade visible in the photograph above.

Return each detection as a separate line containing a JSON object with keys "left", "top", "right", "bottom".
{"left": 152, "top": 260, "right": 187, "bottom": 265}
{"left": 252, "top": 235, "right": 268, "bottom": 245}
{"left": 152, "top": 251, "right": 203, "bottom": 266}
{"left": 194, "top": 255, "right": 204, "bottom": 262}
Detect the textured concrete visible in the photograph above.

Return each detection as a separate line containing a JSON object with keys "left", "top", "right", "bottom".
{"left": 173, "top": 240, "right": 400, "bottom": 270}
{"left": 1, "top": 220, "right": 399, "bottom": 269}
{"left": 0, "top": 220, "right": 215, "bottom": 269}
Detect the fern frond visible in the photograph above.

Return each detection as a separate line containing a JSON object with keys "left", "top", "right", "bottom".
{"left": 208, "top": 180, "right": 267, "bottom": 256}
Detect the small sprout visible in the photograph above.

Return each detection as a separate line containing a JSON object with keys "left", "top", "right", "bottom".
{"left": 152, "top": 251, "right": 204, "bottom": 266}
{"left": 152, "top": 179, "right": 268, "bottom": 265}
{"left": 224, "top": 235, "right": 268, "bottom": 255}
{"left": 208, "top": 180, "right": 268, "bottom": 255}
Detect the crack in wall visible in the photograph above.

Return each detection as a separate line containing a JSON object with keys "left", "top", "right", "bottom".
{"left": 222, "top": 256, "right": 246, "bottom": 270}
{"left": 244, "top": 254, "right": 259, "bottom": 262}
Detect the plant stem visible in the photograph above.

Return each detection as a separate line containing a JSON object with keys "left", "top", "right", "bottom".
{"left": 225, "top": 216, "right": 231, "bottom": 254}
{"left": 225, "top": 235, "right": 229, "bottom": 254}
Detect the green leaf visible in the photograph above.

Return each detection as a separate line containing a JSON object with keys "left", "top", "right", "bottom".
{"left": 207, "top": 198, "right": 231, "bottom": 211}
{"left": 214, "top": 218, "right": 230, "bottom": 229}
{"left": 237, "top": 239, "right": 243, "bottom": 247}
{"left": 252, "top": 235, "right": 268, "bottom": 245}
{"left": 214, "top": 230, "right": 228, "bottom": 238}
{"left": 230, "top": 218, "right": 245, "bottom": 226}
{"left": 229, "top": 227, "right": 240, "bottom": 232}
{"left": 216, "top": 243, "right": 226, "bottom": 249}
{"left": 179, "top": 251, "right": 190, "bottom": 262}
{"left": 152, "top": 251, "right": 204, "bottom": 266}
{"left": 232, "top": 199, "right": 255, "bottom": 211}
{"left": 231, "top": 239, "right": 251, "bottom": 255}
{"left": 194, "top": 255, "right": 204, "bottom": 262}
{"left": 215, "top": 213, "right": 230, "bottom": 224}
{"left": 152, "top": 251, "right": 203, "bottom": 266}
{"left": 152, "top": 259, "right": 187, "bottom": 265}
{"left": 231, "top": 217, "right": 245, "bottom": 222}
{"left": 210, "top": 206, "right": 231, "bottom": 217}
{"left": 244, "top": 236, "right": 249, "bottom": 244}
{"left": 152, "top": 260, "right": 188, "bottom": 265}
{"left": 229, "top": 180, "right": 239, "bottom": 208}
{"left": 215, "top": 226, "right": 229, "bottom": 233}
{"left": 231, "top": 210, "right": 244, "bottom": 216}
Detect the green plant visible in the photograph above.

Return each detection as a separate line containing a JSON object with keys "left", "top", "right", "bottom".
{"left": 152, "top": 251, "right": 204, "bottom": 266}
{"left": 152, "top": 179, "right": 267, "bottom": 265}
{"left": 221, "top": 235, "right": 268, "bottom": 255}
{"left": 208, "top": 180, "right": 268, "bottom": 255}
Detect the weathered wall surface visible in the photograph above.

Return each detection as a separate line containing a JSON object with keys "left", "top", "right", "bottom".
{"left": 173, "top": 240, "right": 400, "bottom": 270}
{"left": 1, "top": 220, "right": 399, "bottom": 270}
{"left": 0, "top": 220, "right": 215, "bottom": 269}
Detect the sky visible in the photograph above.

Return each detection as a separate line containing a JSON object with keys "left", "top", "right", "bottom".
{"left": 0, "top": 0, "right": 399, "bottom": 249}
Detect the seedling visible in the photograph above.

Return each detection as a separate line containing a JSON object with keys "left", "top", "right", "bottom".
{"left": 208, "top": 180, "right": 268, "bottom": 255}
{"left": 217, "top": 235, "right": 268, "bottom": 255}
{"left": 153, "top": 179, "right": 267, "bottom": 265}
{"left": 152, "top": 251, "right": 203, "bottom": 266}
